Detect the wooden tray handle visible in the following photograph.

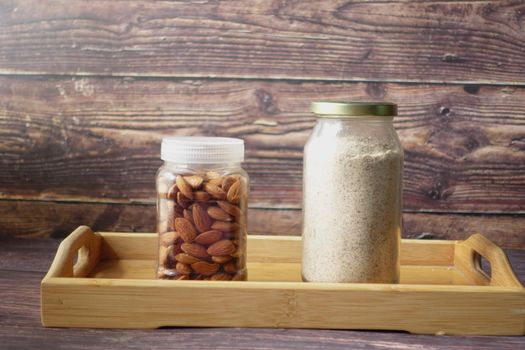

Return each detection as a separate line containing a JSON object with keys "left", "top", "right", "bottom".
{"left": 457, "top": 234, "right": 523, "bottom": 288}
{"left": 43, "top": 226, "right": 101, "bottom": 279}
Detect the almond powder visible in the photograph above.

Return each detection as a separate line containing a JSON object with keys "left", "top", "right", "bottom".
{"left": 302, "top": 131, "right": 403, "bottom": 283}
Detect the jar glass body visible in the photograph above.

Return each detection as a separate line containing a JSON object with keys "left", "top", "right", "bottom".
{"left": 156, "top": 162, "right": 248, "bottom": 281}
{"left": 302, "top": 116, "right": 403, "bottom": 283}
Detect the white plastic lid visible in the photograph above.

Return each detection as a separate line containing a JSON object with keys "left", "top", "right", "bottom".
{"left": 161, "top": 137, "right": 244, "bottom": 164}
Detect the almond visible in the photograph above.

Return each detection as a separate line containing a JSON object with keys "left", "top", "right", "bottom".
{"left": 204, "top": 183, "right": 227, "bottom": 200}
{"left": 227, "top": 179, "right": 241, "bottom": 204}
{"left": 207, "top": 239, "right": 236, "bottom": 256}
{"left": 194, "top": 230, "right": 223, "bottom": 245}
{"left": 160, "top": 231, "right": 178, "bottom": 247}
{"left": 207, "top": 206, "right": 232, "bottom": 221}
{"left": 211, "top": 273, "right": 232, "bottom": 281}
{"left": 230, "top": 245, "right": 244, "bottom": 258}
{"left": 177, "top": 192, "right": 192, "bottom": 208}
{"left": 194, "top": 191, "right": 211, "bottom": 202}
{"left": 167, "top": 184, "right": 179, "bottom": 199}
{"left": 192, "top": 204, "right": 212, "bottom": 233}
{"left": 205, "top": 171, "right": 221, "bottom": 180}
{"left": 183, "top": 208, "right": 194, "bottom": 224}
{"left": 176, "top": 274, "right": 189, "bottom": 280}
{"left": 176, "top": 262, "right": 192, "bottom": 275}
{"left": 191, "top": 261, "right": 219, "bottom": 276}
{"left": 208, "top": 177, "right": 224, "bottom": 186}
{"left": 184, "top": 175, "right": 204, "bottom": 189}
{"left": 175, "top": 253, "right": 201, "bottom": 264}
{"left": 211, "top": 255, "right": 232, "bottom": 264}
{"left": 176, "top": 175, "right": 193, "bottom": 199}
{"left": 221, "top": 176, "right": 237, "bottom": 192}
{"left": 211, "top": 221, "right": 240, "bottom": 233}
{"left": 181, "top": 242, "right": 210, "bottom": 260}
{"left": 232, "top": 272, "right": 247, "bottom": 281}
{"left": 223, "top": 261, "right": 237, "bottom": 274}
{"left": 217, "top": 201, "right": 242, "bottom": 219}
{"left": 174, "top": 218, "right": 197, "bottom": 242}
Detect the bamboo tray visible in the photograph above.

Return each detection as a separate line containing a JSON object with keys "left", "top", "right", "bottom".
{"left": 41, "top": 226, "right": 525, "bottom": 335}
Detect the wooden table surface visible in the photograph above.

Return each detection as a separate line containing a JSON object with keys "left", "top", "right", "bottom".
{"left": 1, "top": 236, "right": 524, "bottom": 350}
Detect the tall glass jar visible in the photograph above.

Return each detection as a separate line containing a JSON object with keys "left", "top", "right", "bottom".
{"left": 156, "top": 137, "right": 248, "bottom": 281}
{"left": 302, "top": 102, "right": 403, "bottom": 283}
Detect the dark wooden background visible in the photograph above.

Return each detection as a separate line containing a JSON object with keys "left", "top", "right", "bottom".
{"left": 0, "top": 0, "right": 524, "bottom": 248}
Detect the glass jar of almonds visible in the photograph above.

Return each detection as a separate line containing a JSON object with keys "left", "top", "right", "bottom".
{"left": 156, "top": 137, "right": 248, "bottom": 281}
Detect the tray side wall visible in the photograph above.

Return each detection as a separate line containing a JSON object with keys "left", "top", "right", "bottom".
{"left": 98, "top": 233, "right": 456, "bottom": 265}
{"left": 41, "top": 278, "right": 525, "bottom": 335}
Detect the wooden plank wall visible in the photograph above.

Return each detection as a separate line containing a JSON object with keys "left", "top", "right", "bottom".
{"left": 0, "top": 1, "right": 524, "bottom": 248}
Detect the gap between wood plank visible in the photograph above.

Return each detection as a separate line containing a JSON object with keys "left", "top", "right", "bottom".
{"left": 0, "top": 197, "right": 522, "bottom": 217}
{"left": 0, "top": 72, "right": 524, "bottom": 87}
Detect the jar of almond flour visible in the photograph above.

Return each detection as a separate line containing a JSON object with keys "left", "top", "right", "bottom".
{"left": 156, "top": 137, "right": 248, "bottom": 281}
{"left": 302, "top": 101, "right": 403, "bottom": 283}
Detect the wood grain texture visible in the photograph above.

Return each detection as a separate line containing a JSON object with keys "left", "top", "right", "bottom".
{"left": 40, "top": 232, "right": 525, "bottom": 334}
{"left": 1, "top": 76, "right": 524, "bottom": 213}
{"left": 454, "top": 234, "right": 522, "bottom": 287}
{"left": 1, "top": 0, "right": 524, "bottom": 248}
{"left": 0, "top": 200, "right": 154, "bottom": 238}
{"left": 0, "top": 1, "right": 525, "bottom": 83}
{"left": 1, "top": 200, "right": 524, "bottom": 248}
{"left": 90, "top": 232, "right": 455, "bottom": 267}
{"left": 2, "top": 237, "right": 524, "bottom": 348}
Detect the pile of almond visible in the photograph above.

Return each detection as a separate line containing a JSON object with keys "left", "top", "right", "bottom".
{"left": 157, "top": 171, "right": 247, "bottom": 281}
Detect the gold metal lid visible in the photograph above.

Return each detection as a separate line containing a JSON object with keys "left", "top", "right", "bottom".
{"left": 310, "top": 101, "right": 397, "bottom": 117}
